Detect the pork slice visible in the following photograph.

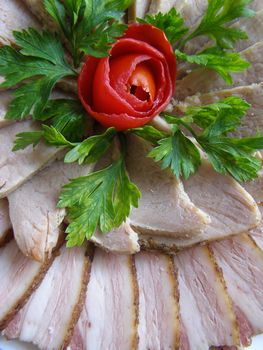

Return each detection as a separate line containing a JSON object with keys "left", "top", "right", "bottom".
{"left": 176, "top": 41, "right": 263, "bottom": 99}
{"left": 128, "top": 0, "right": 151, "bottom": 21}
{"left": 211, "top": 234, "right": 263, "bottom": 338}
{"left": 135, "top": 251, "right": 180, "bottom": 350}
{"left": 0, "top": 91, "right": 13, "bottom": 129}
{"left": 0, "top": 240, "right": 52, "bottom": 330}
{"left": 7, "top": 160, "right": 94, "bottom": 262}
{"left": 250, "top": 0, "right": 263, "bottom": 11}
{"left": 92, "top": 220, "right": 140, "bottom": 254}
{"left": 3, "top": 244, "right": 90, "bottom": 350}
{"left": 69, "top": 249, "right": 138, "bottom": 350}
{"left": 148, "top": 0, "right": 207, "bottom": 26}
{"left": 174, "top": 245, "right": 240, "bottom": 349}
{"left": 243, "top": 170, "right": 263, "bottom": 205}
{"left": 126, "top": 134, "right": 210, "bottom": 240}
{"left": 0, "top": 121, "right": 63, "bottom": 198}
{"left": 250, "top": 206, "right": 263, "bottom": 251}
{"left": 0, "top": 198, "right": 11, "bottom": 246}
{"left": 0, "top": 0, "right": 40, "bottom": 47}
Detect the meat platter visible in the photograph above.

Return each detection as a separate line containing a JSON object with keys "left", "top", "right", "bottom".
{"left": 1, "top": 0, "right": 263, "bottom": 349}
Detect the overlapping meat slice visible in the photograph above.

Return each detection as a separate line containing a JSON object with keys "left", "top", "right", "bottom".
{"left": 211, "top": 234, "right": 263, "bottom": 345}
{"left": 0, "top": 0, "right": 40, "bottom": 46}
{"left": 183, "top": 83, "right": 263, "bottom": 138}
{"left": 0, "top": 199, "right": 11, "bottom": 246}
{"left": 174, "top": 246, "right": 240, "bottom": 349}
{"left": 7, "top": 160, "right": 93, "bottom": 261}
{"left": 0, "top": 240, "right": 52, "bottom": 330}
{"left": 0, "top": 121, "right": 63, "bottom": 198}
{"left": 176, "top": 41, "right": 263, "bottom": 99}
{"left": 126, "top": 135, "right": 210, "bottom": 246}
{"left": 69, "top": 249, "right": 138, "bottom": 350}
{"left": 3, "top": 244, "right": 90, "bottom": 350}
{"left": 135, "top": 251, "right": 180, "bottom": 350}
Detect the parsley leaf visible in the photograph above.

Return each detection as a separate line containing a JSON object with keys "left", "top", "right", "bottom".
{"left": 44, "top": 0, "right": 131, "bottom": 65}
{"left": 58, "top": 156, "right": 140, "bottom": 246}
{"left": 42, "top": 125, "right": 74, "bottom": 147}
{"left": 12, "top": 131, "right": 44, "bottom": 151}
{"left": 138, "top": 8, "right": 188, "bottom": 44}
{"left": 0, "top": 29, "right": 75, "bottom": 120}
{"left": 175, "top": 47, "right": 250, "bottom": 84}
{"left": 149, "top": 126, "right": 201, "bottom": 179}
{"left": 65, "top": 127, "right": 117, "bottom": 164}
{"left": 181, "top": 0, "right": 255, "bottom": 49}
{"left": 130, "top": 126, "right": 168, "bottom": 144}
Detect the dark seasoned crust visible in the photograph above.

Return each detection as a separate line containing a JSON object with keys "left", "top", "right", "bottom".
{"left": 130, "top": 255, "right": 139, "bottom": 350}
{"left": 61, "top": 244, "right": 95, "bottom": 350}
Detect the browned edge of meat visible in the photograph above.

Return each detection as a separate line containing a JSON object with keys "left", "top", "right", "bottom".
{"left": 170, "top": 256, "right": 181, "bottom": 349}
{"left": 0, "top": 228, "right": 13, "bottom": 248}
{"left": 0, "top": 250, "right": 58, "bottom": 330}
{"left": 207, "top": 246, "right": 241, "bottom": 346}
{"left": 62, "top": 244, "right": 95, "bottom": 349}
{"left": 130, "top": 255, "right": 140, "bottom": 350}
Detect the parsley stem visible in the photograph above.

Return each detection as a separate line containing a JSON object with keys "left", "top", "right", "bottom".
{"left": 178, "top": 120, "right": 198, "bottom": 139}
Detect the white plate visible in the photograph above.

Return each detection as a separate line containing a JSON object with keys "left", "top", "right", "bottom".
{"left": 1, "top": 335, "right": 263, "bottom": 349}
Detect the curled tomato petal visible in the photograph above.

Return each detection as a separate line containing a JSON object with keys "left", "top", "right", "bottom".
{"left": 128, "top": 62, "right": 156, "bottom": 101}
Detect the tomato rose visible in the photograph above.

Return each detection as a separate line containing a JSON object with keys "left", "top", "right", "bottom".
{"left": 78, "top": 23, "right": 176, "bottom": 131}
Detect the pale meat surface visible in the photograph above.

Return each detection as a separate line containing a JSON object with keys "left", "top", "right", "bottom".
{"left": 176, "top": 41, "right": 263, "bottom": 99}
{"left": 211, "top": 234, "right": 263, "bottom": 337}
{"left": 183, "top": 83, "right": 263, "bottom": 138}
{"left": 0, "top": 240, "right": 48, "bottom": 329}
{"left": 128, "top": 0, "right": 151, "bottom": 21}
{"left": 69, "top": 249, "right": 138, "bottom": 350}
{"left": 4, "top": 245, "right": 89, "bottom": 350}
{"left": 0, "top": 121, "right": 63, "bottom": 198}
{"left": 135, "top": 252, "right": 180, "bottom": 350}
{"left": 250, "top": 206, "right": 263, "bottom": 251}
{"left": 92, "top": 221, "right": 140, "bottom": 254}
{"left": 8, "top": 160, "right": 93, "bottom": 262}
{"left": 174, "top": 246, "right": 239, "bottom": 349}
{"left": 126, "top": 135, "right": 210, "bottom": 239}
{"left": 0, "top": 91, "right": 13, "bottom": 129}
{"left": 0, "top": 0, "right": 40, "bottom": 46}
{"left": 0, "top": 199, "right": 11, "bottom": 245}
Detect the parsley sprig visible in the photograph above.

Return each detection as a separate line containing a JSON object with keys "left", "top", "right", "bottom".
{"left": 142, "top": 0, "right": 254, "bottom": 83}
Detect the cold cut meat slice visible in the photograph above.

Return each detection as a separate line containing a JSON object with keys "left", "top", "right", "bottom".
{"left": 3, "top": 244, "right": 90, "bottom": 350}
{"left": 0, "top": 199, "right": 11, "bottom": 246}
{"left": 135, "top": 251, "right": 180, "bottom": 350}
{"left": 0, "top": 91, "right": 13, "bottom": 129}
{"left": 69, "top": 249, "right": 138, "bottom": 350}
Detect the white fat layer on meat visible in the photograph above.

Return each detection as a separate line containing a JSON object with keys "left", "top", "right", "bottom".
{"left": 69, "top": 249, "right": 137, "bottom": 350}
{"left": 211, "top": 234, "right": 263, "bottom": 336}
{"left": 0, "top": 92, "right": 13, "bottom": 129}
{"left": 0, "top": 0, "right": 40, "bottom": 46}
{"left": 126, "top": 134, "right": 210, "bottom": 239}
{"left": 183, "top": 83, "right": 263, "bottom": 139}
{"left": 174, "top": 246, "right": 239, "bottom": 349}
{"left": 0, "top": 198, "right": 11, "bottom": 243}
{"left": 3, "top": 245, "right": 88, "bottom": 350}
{"left": 0, "top": 121, "right": 63, "bottom": 198}
{"left": 92, "top": 220, "right": 140, "bottom": 254}
{"left": 176, "top": 41, "right": 263, "bottom": 99}
{"left": 135, "top": 252, "right": 179, "bottom": 350}
{"left": 0, "top": 240, "right": 43, "bottom": 324}
{"left": 244, "top": 170, "right": 263, "bottom": 205}
{"left": 7, "top": 160, "right": 94, "bottom": 262}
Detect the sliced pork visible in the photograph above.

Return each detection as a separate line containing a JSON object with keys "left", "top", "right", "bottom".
{"left": 183, "top": 83, "right": 263, "bottom": 138}
{"left": 250, "top": 206, "right": 263, "bottom": 251}
{"left": 211, "top": 234, "right": 263, "bottom": 341}
{"left": 176, "top": 41, "right": 263, "bottom": 99}
{"left": 174, "top": 245, "right": 240, "bottom": 349}
{"left": 3, "top": 244, "right": 89, "bottom": 350}
{"left": 0, "top": 91, "right": 13, "bottom": 129}
{"left": 92, "top": 221, "right": 139, "bottom": 254}
{"left": 0, "top": 0, "right": 40, "bottom": 46}
{"left": 126, "top": 134, "right": 210, "bottom": 242}
{"left": 0, "top": 199, "right": 11, "bottom": 246}
{"left": 128, "top": 0, "right": 151, "bottom": 21}
{"left": 8, "top": 160, "right": 94, "bottom": 262}
{"left": 0, "top": 121, "right": 63, "bottom": 198}
{"left": 0, "top": 240, "right": 52, "bottom": 329}
{"left": 69, "top": 249, "right": 138, "bottom": 350}
{"left": 135, "top": 252, "right": 180, "bottom": 350}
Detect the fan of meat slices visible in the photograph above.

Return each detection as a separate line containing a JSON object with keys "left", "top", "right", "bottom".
{"left": 1, "top": 0, "right": 263, "bottom": 349}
